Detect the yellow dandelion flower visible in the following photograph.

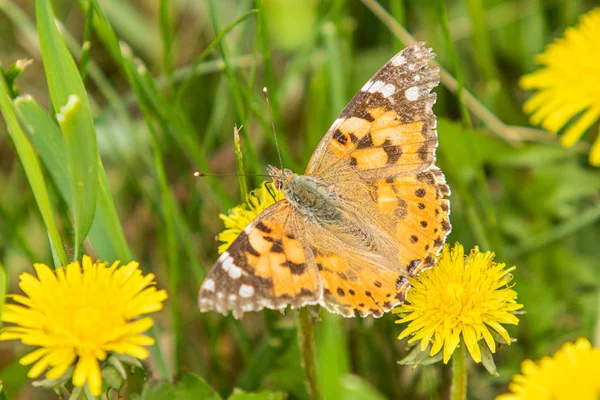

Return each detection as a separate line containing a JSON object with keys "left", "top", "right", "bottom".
{"left": 496, "top": 338, "right": 600, "bottom": 400}
{"left": 0, "top": 256, "right": 168, "bottom": 396}
{"left": 520, "top": 7, "right": 600, "bottom": 166}
{"left": 394, "top": 243, "right": 522, "bottom": 364}
{"left": 218, "top": 180, "right": 284, "bottom": 253}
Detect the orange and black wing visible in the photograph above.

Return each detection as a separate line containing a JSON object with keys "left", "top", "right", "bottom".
{"left": 198, "top": 201, "right": 321, "bottom": 319}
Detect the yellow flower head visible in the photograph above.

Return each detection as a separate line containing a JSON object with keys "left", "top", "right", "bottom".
{"left": 520, "top": 7, "right": 600, "bottom": 165}
{"left": 0, "top": 256, "right": 168, "bottom": 396}
{"left": 394, "top": 243, "right": 523, "bottom": 364}
{"left": 218, "top": 180, "right": 284, "bottom": 253}
{"left": 496, "top": 338, "right": 600, "bottom": 400}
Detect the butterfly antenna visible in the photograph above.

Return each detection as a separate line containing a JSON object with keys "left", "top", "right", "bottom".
{"left": 263, "top": 87, "right": 284, "bottom": 170}
{"left": 193, "top": 171, "right": 271, "bottom": 178}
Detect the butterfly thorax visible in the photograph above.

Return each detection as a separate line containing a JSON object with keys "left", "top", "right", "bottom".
{"left": 268, "top": 165, "right": 342, "bottom": 224}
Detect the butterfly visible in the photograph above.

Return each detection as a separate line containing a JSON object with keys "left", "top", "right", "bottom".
{"left": 198, "top": 43, "right": 451, "bottom": 319}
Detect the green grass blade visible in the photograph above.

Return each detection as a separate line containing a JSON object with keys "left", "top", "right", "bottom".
{"left": 234, "top": 126, "right": 249, "bottom": 200}
{"left": 390, "top": 0, "right": 406, "bottom": 51}
{"left": 434, "top": 0, "right": 472, "bottom": 129}
{"left": 316, "top": 314, "right": 350, "bottom": 400}
{"left": 79, "top": 0, "right": 95, "bottom": 82}
{"left": 14, "top": 96, "right": 71, "bottom": 202}
{"left": 323, "top": 21, "right": 345, "bottom": 116}
{"left": 94, "top": 164, "right": 133, "bottom": 261}
{"left": 0, "top": 73, "right": 68, "bottom": 266}
{"left": 0, "top": 262, "right": 6, "bottom": 322}
{"left": 159, "top": 0, "right": 174, "bottom": 90}
{"left": 465, "top": 0, "right": 500, "bottom": 86}
{"left": 36, "top": 0, "right": 99, "bottom": 260}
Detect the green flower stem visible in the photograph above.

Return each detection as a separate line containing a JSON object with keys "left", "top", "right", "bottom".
{"left": 451, "top": 341, "right": 467, "bottom": 400}
{"left": 297, "top": 308, "right": 323, "bottom": 400}
{"left": 594, "top": 290, "right": 600, "bottom": 347}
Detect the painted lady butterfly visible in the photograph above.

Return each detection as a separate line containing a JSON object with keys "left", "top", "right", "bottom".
{"left": 199, "top": 43, "right": 451, "bottom": 318}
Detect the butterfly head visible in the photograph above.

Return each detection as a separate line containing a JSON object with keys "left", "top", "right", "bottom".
{"left": 267, "top": 165, "right": 294, "bottom": 191}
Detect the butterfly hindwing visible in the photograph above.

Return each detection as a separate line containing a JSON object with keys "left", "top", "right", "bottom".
{"left": 198, "top": 201, "right": 321, "bottom": 319}
{"left": 312, "top": 246, "right": 411, "bottom": 318}
{"left": 371, "top": 166, "right": 451, "bottom": 276}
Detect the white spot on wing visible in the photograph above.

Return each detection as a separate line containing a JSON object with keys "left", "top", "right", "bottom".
{"left": 203, "top": 279, "right": 215, "bottom": 292}
{"left": 228, "top": 265, "right": 242, "bottom": 279}
{"left": 392, "top": 54, "right": 406, "bottom": 66}
{"left": 367, "top": 80, "right": 385, "bottom": 93}
{"left": 380, "top": 83, "right": 396, "bottom": 98}
{"left": 221, "top": 252, "right": 233, "bottom": 271}
{"left": 228, "top": 294, "right": 237, "bottom": 302}
{"left": 221, "top": 251, "right": 243, "bottom": 279}
{"left": 405, "top": 86, "right": 419, "bottom": 101}
{"left": 239, "top": 284, "right": 255, "bottom": 298}
{"left": 414, "top": 75, "right": 421, "bottom": 81}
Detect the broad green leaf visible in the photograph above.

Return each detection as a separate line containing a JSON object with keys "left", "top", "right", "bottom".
{"left": 0, "top": 69, "right": 67, "bottom": 266}
{"left": 141, "top": 373, "right": 221, "bottom": 400}
{"left": 36, "top": 0, "right": 99, "bottom": 259}
{"left": 228, "top": 389, "right": 285, "bottom": 400}
{"left": 14, "top": 96, "right": 131, "bottom": 262}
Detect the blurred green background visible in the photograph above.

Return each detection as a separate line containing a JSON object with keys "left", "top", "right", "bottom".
{"left": 0, "top": 0, "right": 599, "bottom": 399}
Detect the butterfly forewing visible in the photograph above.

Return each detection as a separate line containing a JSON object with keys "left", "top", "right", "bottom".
{"left": 305, "top": 42, "right": 451, "bottom": 277}
{"left": 306, "top": 43, "right": 439, "bottom": 178}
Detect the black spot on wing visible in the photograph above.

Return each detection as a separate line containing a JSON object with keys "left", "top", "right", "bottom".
{"left": 407, "top": 260, "right": 421, "bottom": 274}
{"left": 282, "top": 260, "right": 307, "bottom": 275}
{"left": 256, "top": 221, "right": 271, "bottom": 233}
{"left": 271, "top": 240, "right": 284, "bottom": 253}
{"left": 333, "top": 129, "right": 348, "bottom": 145}
{"left": 356, "top": 133, "right": 373, "bottom": 150}
{"left": 382, "top": 139, "right": 402, "bottom": 164}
